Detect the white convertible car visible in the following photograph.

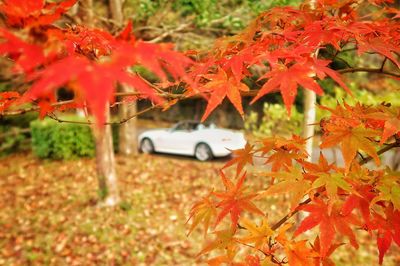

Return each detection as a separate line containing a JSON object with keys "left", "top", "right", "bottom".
{"left": 138, "top": 121, "right": 246, "bottom": 161}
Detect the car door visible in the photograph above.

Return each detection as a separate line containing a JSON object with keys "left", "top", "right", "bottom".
{"left": 158, "top": 122, "right": 195, "bottom": 155}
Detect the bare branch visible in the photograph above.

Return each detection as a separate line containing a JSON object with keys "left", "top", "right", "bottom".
{"left": 148, "top": 23, "right": 191, "bottom": 43}
{"left": 338, "top": 67, "right": 400, "bottom": 78}
{"left": 47, "top": 104, "right": 159, "bottom": 125}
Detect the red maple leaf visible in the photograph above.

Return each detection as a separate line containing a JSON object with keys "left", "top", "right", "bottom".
{"left": 300, "top": 20, "right": 347, "bottom": 50}
{"left": 116, "top": 21, "right": 134, "bottom": 42}
{"left": 251, "top": 62, "right": 324, "bottom": 114}
{"left": 219, "top": 48, "right": 253, "bottom": 83}
{"left": 355, "top": 34, "right": 400, "bottom": 68}
{"left": 37, "top": 100, "right": 54, "bottom": 119}
{"left": 294, "top": 199, "right": 360, "bottom": 257}
{"left": 312, "top": 236, "right": 342, "bottom": 266}
{"left": 60, "top": 26, "right": 117, "bottom": 58}
{"left": 132, "top": 41, "right": 193, "bottom": 82}
{"left": 0, "top": 28, "right": 45, "bottom": 73}
{"left": 199, "top": 68, "right": 249, "bottom": 121}
{"left": 341, "top": 184, "right": 375, "bottom": 227}
{"left": 0, "top": 91, "right": 20, "bottom": 112}
{"left": 24, "top": 45, "right": 162, "bottom": 125}
{"left": 369, "top": 206, "right": 400, "bottom": 264}
{"left": 0, "top": 0, "right": 77, "bottom": 27}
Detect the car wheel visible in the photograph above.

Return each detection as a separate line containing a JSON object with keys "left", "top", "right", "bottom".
{"left": 195, "top": 143, "right": 213, "bottom": 161}
{"left": 140, "top": 138, "right": 154, "bottom": 154}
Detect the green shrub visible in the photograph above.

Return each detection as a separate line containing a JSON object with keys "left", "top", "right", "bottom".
{"left": 0, "top": 112, "right": 38, "bottom": 156}
{"left": 30, "top": 117, "right": 95, "bottom": 159}
{"left": 0, "top": 129, "right": 28, "bottom": 156}
{"left": 30, "top": 116, "right": 122, "bottom": 159}
{"left": 245, "top": 103, "right": 303, "bottom": 137}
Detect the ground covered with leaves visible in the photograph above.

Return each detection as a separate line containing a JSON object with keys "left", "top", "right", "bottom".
{"left": 0, "top": 153, "right": 399, "bottom": 265}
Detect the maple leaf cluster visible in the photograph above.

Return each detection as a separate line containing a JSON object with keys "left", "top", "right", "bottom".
{"left": 0, "top": 0, "right": 192, "bottom": 125}
{"left": 187, "top": 0, "right": 400, "bottom": 121}
{"left": 186, "top": 4, "right": 400, "bottom": 263}
{"left": 188, "top": 102, "right": 400, "bottom": 265}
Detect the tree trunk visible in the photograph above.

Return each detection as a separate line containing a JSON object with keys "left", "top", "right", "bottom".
{"left": 109, "top": 0, "right": 124, "bottom": 26}
{"left": 109, "top": 0, "right": 139, "bottom": 156}
{"left": 93, "top": 107, "right": 120, "bottom": 206}
{"left": 300, "top": 0, "right": 318, "bottom": 163}
{"left": 302, "top": 90, "right": 316, "bottom": 162}
{"left": 80, "top": 0, "right": 120, "bottom": 205}
{"left": 118, "top": 88, "right": 139, "bottom": 155}
{"left": 78, "top": 0, "right": 94, "bottom": 27}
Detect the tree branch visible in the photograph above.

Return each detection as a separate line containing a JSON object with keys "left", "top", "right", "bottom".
{"left": 148, "top": 23, "right": 191, "bottom": 43}
{"left": 0, "top": 90, "right": 261, "bottom": 117}
{"left": 1, "top": 66, "right": 398, "bottom": 118}
{"left": 47, "top": 104, "right": 159, "bottom": 125}
{"left": 359, "top": 141, "right": 400, "bottom": 165}
{"left": 338, "top": 67, "right": 400, "bottom": 78}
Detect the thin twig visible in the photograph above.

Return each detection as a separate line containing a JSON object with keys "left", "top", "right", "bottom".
{"left": 359, "top": 141, "right": 400, "bottom": 165}
{"left": 237, "top": 241, "right": 286, "bottom": 265}
{"left": 148, "top": 23, "right": 191, "bottom": 43}
{"left": 338, "top": 67, "right": 400, "bottom": 78}
{"left": 47, "top": 104, "right": 160, "bottom": 125}
{"left": 380, "top": 58, "right": 387, "bottom": 71}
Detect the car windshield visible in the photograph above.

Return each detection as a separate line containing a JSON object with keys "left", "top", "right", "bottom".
{"left": 172, "top": 121, "right": 216, "bottom": 131}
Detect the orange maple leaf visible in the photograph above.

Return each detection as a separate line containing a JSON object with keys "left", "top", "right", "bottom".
{"left": 260, "top": 167, "right": 311, "bottom": 211}
{"left": 187, "top": 191, "right": 217, "bottom": 237}
{"left": 214, "top": 171, "right": 263, "bottom": 229}
{"left": 197, "top": 229, "right": 237, "bottom": 257}
{"left": 238, "top": 217, "right": 273, "bottom": 249}
{"left": 320, "top": 124, "right": 380, "bottom": 171}
{"left": 284, "top": 240, "right": 318, "bottom": 266}
{"left": 259, "top": 135, "right": 308, "bottom": 172}
{"left": 361, "top": 105, "right": 400, "bottom": 144}
{"left": 223, "top": 143, "right": 254, "bottom": 174}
